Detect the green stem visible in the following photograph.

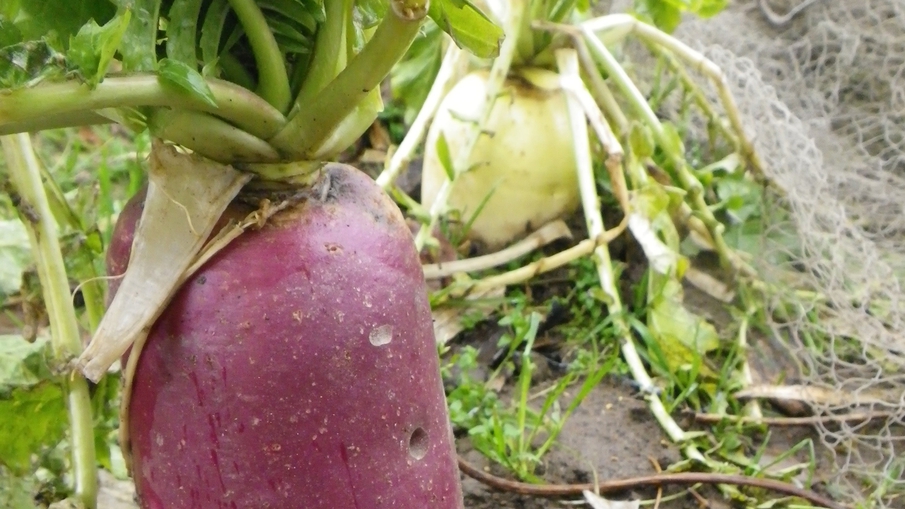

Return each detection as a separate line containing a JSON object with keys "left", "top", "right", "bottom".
{"left": 0, "top": 75, "right": 286, "bottom": 140}
{"left": 148, "top": 109, "right": 281, "bottom": 163}
{"left": 2, "top": 134, "right": 97, "bottom": 508}
{"left": 0, "top": 112, "right": 112, "bottom": 134}
{"left": 227, "top": 0, "right": 292, "bottom": 112}
{"left": 581, "top": 26, "right": 739, "bottom": 273}
{"left": 290, "top": 0, "right": 351, "bottom": 109}
{"left": 269, "top": 2, "right": 426, "bottom": 158}
{"left": 219, "top": 52, "right": 258, "bottom": 90}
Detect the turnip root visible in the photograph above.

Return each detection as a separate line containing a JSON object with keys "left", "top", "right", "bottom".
{"left": 109, "top": 164, "right": 463, "bottom": 508}
{"left": 421, "top": 67, "right": 580, "bottom": 249}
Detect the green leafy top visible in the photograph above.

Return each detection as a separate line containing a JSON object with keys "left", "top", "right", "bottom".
{"left": 0, "top": 0, "right": 503, "bottom": 163}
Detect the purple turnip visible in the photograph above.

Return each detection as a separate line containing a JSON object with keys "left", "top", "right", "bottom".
{"left": 109, "top": 163, "right": 463, "bottom": 508}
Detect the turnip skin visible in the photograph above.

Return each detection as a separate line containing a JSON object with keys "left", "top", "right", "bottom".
{"left": 109, "top": 164, "right": 463, "bottom": 508}
{"left": 421, "top": 68, "right": 580, "bottom": 249}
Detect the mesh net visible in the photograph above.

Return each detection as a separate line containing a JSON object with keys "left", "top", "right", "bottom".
{"left": 605, "top": 0, "right": 905, "bottom": 504}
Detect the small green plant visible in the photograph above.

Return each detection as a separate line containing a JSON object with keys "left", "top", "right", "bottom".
{"left": 446, "top": 304, "right": 617, "bottom": 482}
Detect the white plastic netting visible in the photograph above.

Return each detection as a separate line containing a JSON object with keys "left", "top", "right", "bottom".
{"left": 605, "top": 0, "right": 905, "bottom": 505}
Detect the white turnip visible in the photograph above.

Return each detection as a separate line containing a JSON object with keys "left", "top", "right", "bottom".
{"left": 108, "top": 164, "right": 463, "bottom": 509}
{"left": 421, "top": 67, "right": 580, "bottom": 249}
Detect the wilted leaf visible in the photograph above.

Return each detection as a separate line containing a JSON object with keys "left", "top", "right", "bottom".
{"left": 0, "top": 335, "right": 54, "bottom": 391}
{"left": 0, "top": 220, "right": 31, "bottom": 296}
{"left": 0, "top": 40, "right": 67, "bottom": 88}
{"left": 647, "top": 278, "right": 720, "bottom": 374}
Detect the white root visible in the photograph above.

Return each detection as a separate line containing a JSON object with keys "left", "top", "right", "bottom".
{"left": 422, "top": 220, "right": 572, "bottom": 279}
{"left": 77, "top": 141, "right": 251, "bottom": 382}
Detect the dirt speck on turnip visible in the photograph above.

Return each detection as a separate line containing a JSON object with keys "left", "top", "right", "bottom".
{"left": 369, "top": 324, "right": 394, "bottom": 346}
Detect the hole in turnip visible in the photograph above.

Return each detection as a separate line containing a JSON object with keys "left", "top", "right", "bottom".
{"left": 408, "top": 427, "right": 428, "bottom": 460}
{"left": 369, "top": 325, "right": 393, "bottom": 346}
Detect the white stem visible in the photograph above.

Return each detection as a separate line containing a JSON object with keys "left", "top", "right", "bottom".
{"left": 376, "top": 40, "right": 465, "bottom": 189}
{"left": 736, "top": 317, "right": 764, "bottom": 419}
{"left": 423, "top": 220, "right": 571, "bottom": 279}
{"left": 555, "top": 49, "right": 701, "bottom": 456}
{"left": 463, "top": 222, "right": 626, "bottom": 295}
{"left": 581, "top": 15, "right": 764, "bottom": 174}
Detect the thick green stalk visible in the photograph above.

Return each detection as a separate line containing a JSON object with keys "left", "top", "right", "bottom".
{"left": 269, "top": 1, "right": 427, "bottom": 158}
{"left": 0, "top": 75, "right": 286, "bottom": 140}
{"left": 291, "top": 0, "right": 351, "bottom": 109}
{"left": 147, "top": 109, "right": 281, "bottom": 163}
{"left": 227, "top": 0, "right": 292, "bottom": 112}
{"left": 2, "top": 134, "right": 97, "bottom": 508}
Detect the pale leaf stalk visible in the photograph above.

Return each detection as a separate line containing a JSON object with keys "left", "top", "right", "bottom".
{"left": 423, "top": 220, "right": 572, "bottom": 279}
{"left": 554, "top": 49, "right": 704, "bottom": 460}
{"left": 414, "top": 0, "right": 527, "bottom": 251}
{"left": 376, "top": 39, "right": 465, "bottom": 189}
{"left": 532, "top": 21, "right": 628, "bottom": 133}
{"left": 2, "top": 134, "right": 97, "bottom": 508}
{"left": 736, "top": 317, "right": 764, "bottom": 419}
{"left": 581, "top": 14, "right": 764, "bottom": 174}
{"left": 459, "top": 219, "right": 627, "bottom": 296}
{"left": 0, "top": 75, "right": 287, "bottom": 140}
{"left": 556, "top": 62, "right": 630, "bottom": 212}
{"left": 78, "top": 142, "right": 252, "bottom": 382}
{"left": 580, "top": 26, "right": 741, "bottom": 276}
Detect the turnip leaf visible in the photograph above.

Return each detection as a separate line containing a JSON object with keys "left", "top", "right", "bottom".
{"left": 158, "top": 58, "right": 219, "bottom": 107}
{"left": 356, "top": 0, "right": 389, "bottom": 28}
{"left": 260, "top": 0, "right": 320, "bottom": 32}
{"left": 113, "top": 0, "right": 161, "bottom": 71}
{"left": 5, "top": 0, "right": 116, "bottom": 47}
{"left": 166, "top": 0, "right": 204, "bottom": 65}
{"left": 429, "top": 0, "right": 503, "bottom": 59}
{"left": 0, "top": 336, "right": 66, "bottom": 475}
{"left": 0, "top": 335, "right": 54, "bottom": 390}
{"left": 67, "top": 12, "right": 131, "bottom": 87}
{"left": 390, "top": 21, "right": 442, "bottom": 120}
{"left": 0, "top": 382, "right": 67, "bottom": 475}
{"left": 0, "top": 18, "right": 22, "bottom": 48}
{"left": 199, "top": 0, "right": 230, "bottom": 73}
